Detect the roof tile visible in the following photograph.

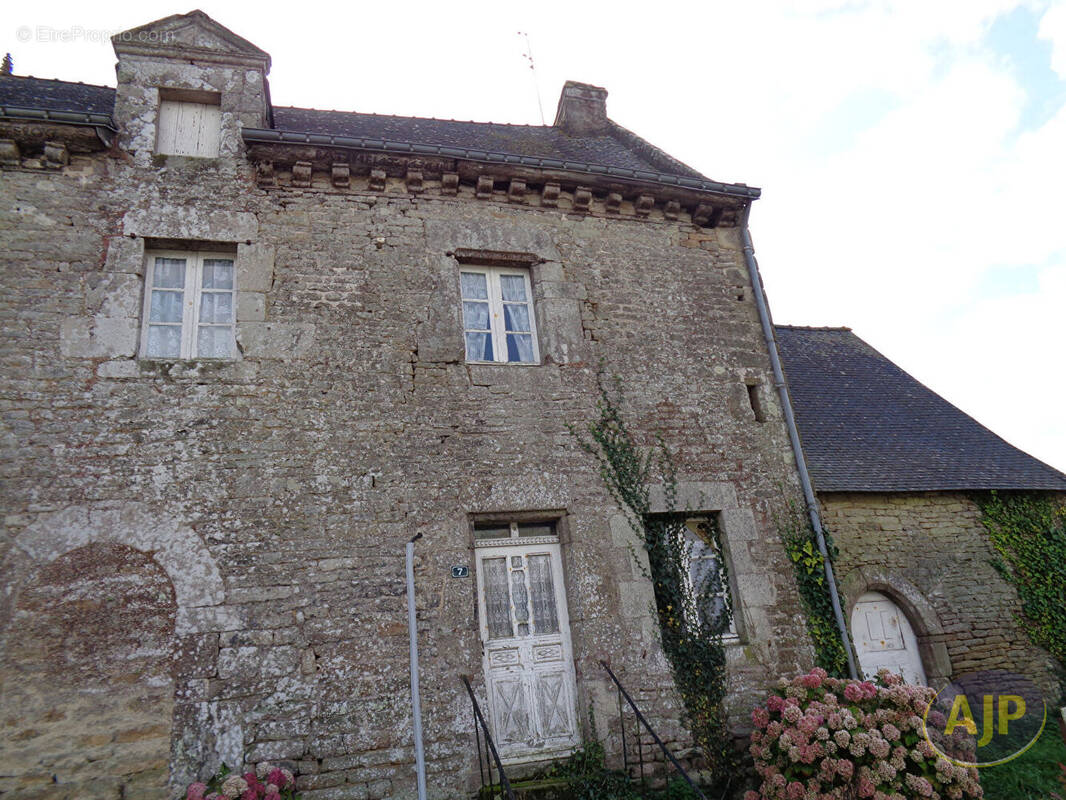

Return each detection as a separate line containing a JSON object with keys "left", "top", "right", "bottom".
{"left": 775, "top": 325, "right": 1066, "bottom": 492}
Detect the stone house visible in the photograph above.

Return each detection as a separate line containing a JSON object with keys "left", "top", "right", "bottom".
{"left": 0, "top": 10, "right": 1062, "bottom": 800}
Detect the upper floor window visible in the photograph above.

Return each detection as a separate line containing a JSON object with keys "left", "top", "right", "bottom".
{"left": 156, "top": 90, "right": 221, "bottom": 157}
{"left": 141, "top": 250, "right": 235, "bottom": 360}
{"left": 460, "top": 266, "right": 539, "bottom": 364}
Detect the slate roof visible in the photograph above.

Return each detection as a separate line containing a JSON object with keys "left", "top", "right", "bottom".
{"left": 271, "top": 107, "right": 705, "bottom": 178}
{"left": 775, "top": 325, "right": 1066, "bottom": 493}
{"left": 0, "top": 74, "right": 709, "bottom": 181}
{"left": 0, "top": 75, "right": 116, "bottom": 115}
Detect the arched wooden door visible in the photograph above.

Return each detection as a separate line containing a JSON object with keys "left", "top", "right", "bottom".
{"left": 851, "top": 591, "right": 927, "bottom": 685}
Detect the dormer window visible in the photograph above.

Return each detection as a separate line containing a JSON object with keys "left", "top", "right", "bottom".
{"left": 155, "top": 89, "right": 221, "bottom": 157}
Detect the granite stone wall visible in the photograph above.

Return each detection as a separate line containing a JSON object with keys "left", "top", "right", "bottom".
{"left": 0, "top": 131, "right": 813, "bottom": 798}
{"left": 822, "top": 491, "right": 1060, "bottom": 696}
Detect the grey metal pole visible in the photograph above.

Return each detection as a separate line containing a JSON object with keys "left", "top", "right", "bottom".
{"left": 406, "top": 533, "right": 428, "bottom": 800}
{"left": 738, "top": 206, "right": 859, "bottom": 680}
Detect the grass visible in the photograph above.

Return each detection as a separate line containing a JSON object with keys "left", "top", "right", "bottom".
{"left": 979, "top": 724, "right": 1066, "bottom": 800}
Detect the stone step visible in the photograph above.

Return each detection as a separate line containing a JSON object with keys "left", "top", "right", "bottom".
{"left": 477, "top": 777, "right": 572, "bottom": 800}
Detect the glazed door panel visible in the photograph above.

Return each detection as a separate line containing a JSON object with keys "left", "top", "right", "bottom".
{"left": 476, "top": 542, "right": 579, "bottom": 763}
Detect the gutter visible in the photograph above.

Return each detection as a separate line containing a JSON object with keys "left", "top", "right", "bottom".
{"left": 738, "top": 205, "right": 859, "bottom": 680}
{"left": 241, "top": 127, "right": 761, "bottom": 201}
{"left": 0, "top": 104, "right": 117, "bottom": 147}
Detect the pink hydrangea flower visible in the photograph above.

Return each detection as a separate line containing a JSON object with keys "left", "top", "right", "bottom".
{"left": 868, "top": 737, "right": 891, "bottom": 759}
{"left": 187, "top": 782, "right": 208, "bottom": 800}
{"left": 836, "top": 758, "right": 854, "bottom": 780}
{"left": 905, "top": 774, "right": 935, "bottom": 797}
{"left": 220, "top": 775, "right": 248, "bottom": 799}
{"left": 753, "top": 707, "right": 770, "bottom": 728}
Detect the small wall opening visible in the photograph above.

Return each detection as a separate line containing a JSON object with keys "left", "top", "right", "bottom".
{"left": 746, "top": 382, "right": 766, "bottom": 423}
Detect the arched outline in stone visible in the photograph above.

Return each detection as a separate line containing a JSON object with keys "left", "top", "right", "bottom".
{"left": 1, "top": 504, "right": 229, "bottom": 646}
{"left": 839, "top": 567, "right": 952, "bottom": 686}
{"left": 0, "top": 503, "right": 246, "bottom": 789}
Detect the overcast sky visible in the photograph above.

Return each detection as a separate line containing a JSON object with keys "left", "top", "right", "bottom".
{"left": 6, "top": 0, "right": 1065, "bottom": 473}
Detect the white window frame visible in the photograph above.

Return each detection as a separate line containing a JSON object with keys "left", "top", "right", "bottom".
{"left": 140, "top": 250, "right": 236, "bottom": 361}
{"left": 460, "top": 266, "right": 540, "bottom": 364}
{"left": 682, "top": 517, "right": 739, "bottom": 641}
{"left": 156, "top": 99, "right": 222, "bottom": 157}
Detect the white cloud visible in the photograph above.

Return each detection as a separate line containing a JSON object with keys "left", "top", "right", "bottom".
{"left": 1039, "top": 0, "right": 1066, "bottom": 77}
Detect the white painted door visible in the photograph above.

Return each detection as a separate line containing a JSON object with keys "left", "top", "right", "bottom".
{"left": 475, "top": 540, "right": 579, "bottom": 763}
{"left": 852, "top": 591, "right": 927, "bottom": 685}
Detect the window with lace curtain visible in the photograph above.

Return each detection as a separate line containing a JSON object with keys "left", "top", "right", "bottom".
{"left": 459, "top": 267, "right": 539, "bottom": 364}
{"left": 140, "top": 249, "right": 236, "bottom": 360}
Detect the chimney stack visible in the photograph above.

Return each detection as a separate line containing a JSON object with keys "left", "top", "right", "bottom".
{"left": 553, "top": 81, "right": 609, "bottom": 135}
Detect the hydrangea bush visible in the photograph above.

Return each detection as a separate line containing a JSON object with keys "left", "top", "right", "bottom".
{"left": 745, "top": 668, "right": 982, "bottom": 800}
{"left": 184, "top": 762, "right": 298, "bottom": 800}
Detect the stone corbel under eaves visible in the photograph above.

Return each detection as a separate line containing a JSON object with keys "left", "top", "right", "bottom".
{"left": 243, "top": 143, "right": 747, "bottom": 229}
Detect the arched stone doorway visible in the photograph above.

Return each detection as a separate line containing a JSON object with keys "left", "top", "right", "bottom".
{"left": 0, "top": 543, "right": 177, "bottom": 799}
{"left": 851, "top": 591, "right": 927, "bottom": 685}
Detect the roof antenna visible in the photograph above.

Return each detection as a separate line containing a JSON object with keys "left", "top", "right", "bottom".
{"left": 518, "top": 32, "right": 546, "bottom": 125}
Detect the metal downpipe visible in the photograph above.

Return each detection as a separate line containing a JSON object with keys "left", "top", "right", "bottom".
{"left": 737, "top": 206, "right": 859, "bottom": 680}
{"left": 406, "top": 533, "right": 428, "bottom": 800}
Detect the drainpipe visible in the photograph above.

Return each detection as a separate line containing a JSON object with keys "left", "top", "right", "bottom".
{"left": 406, "top": 533, "right": 428, "bottom": 800}
{"left": 738, "top": 205, "right": 859, "bottom": 680}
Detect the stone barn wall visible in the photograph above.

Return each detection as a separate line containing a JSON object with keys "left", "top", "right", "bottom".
{"left": 822, "top": 491, "right": 1060, "bottom": 696}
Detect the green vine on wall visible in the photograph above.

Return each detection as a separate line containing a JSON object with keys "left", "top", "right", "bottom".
{"left": 976, "top": 491, "right": 1066, "bottom": 699}
{"left": 776, "top": 500, "right": 850, "bottom": 678}
{"left": 569, "top": 375, "right": 735, "bottom": 784}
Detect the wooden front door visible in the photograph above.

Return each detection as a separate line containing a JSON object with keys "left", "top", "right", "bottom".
{"left": 475, "top": 537, "right": 579, "bottom": 763}
{"left": 852, "top": 591, "right": 928, "bottom": 685}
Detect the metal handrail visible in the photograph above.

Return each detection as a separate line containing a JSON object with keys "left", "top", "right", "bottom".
{"left": 600, "top": 660, "right": 708, "bottom": 800}
{"left": 460, "top": 675, "right": 515, "bottom": 800}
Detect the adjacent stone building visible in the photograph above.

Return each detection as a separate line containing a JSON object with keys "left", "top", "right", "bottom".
{"left": 0, "top": 10, "right": 1062, "bottom": 800}
{"left": 776, "top": 326, "right": 1066, "bottom": 694}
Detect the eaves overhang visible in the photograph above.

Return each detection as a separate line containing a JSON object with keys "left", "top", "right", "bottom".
{"left": 241, "top": 127, "right": 761, "bottom": 202}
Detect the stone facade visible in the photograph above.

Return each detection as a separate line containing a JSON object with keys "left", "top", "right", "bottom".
{"left": 822, "top": 492, "right": 1060, "bottom": 696}
{"left": 0, "top": 12, "right": 815, "bottom": 800}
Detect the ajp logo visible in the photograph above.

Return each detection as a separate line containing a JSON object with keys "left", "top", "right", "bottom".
{"left": 922, "top": 670, "right": 1046, "bottom": 766}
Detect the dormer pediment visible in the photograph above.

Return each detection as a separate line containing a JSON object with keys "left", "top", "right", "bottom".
{"left": 112, "top": 10, "right": 270, "bottom": 71}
